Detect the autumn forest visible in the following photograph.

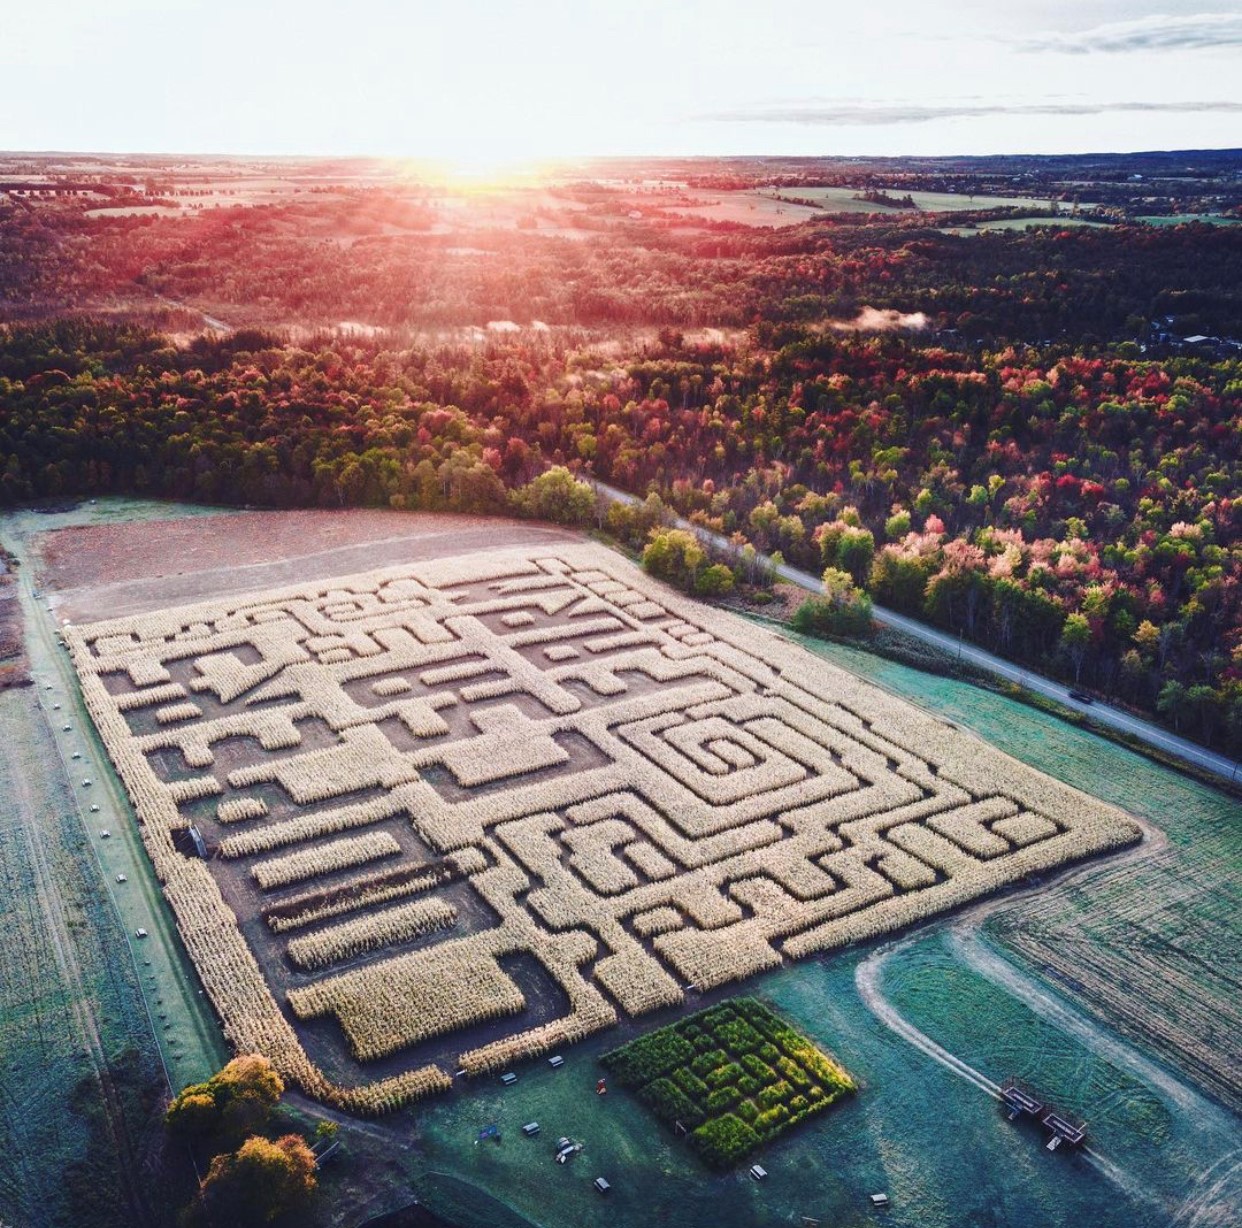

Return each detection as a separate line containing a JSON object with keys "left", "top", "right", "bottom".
{"left": 1, "top": 157, "right": 1239, "bottom": 755}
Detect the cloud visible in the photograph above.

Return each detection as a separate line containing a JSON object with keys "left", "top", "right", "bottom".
{"left": 1016, "top": 12, "right": 1242, "bottom": 55}
{"left": 701, "top": 100, "right": 1242, "bottom": 127}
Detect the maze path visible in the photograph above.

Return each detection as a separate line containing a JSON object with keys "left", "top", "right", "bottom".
{"left": 67, "top": 544, "right": 1138, "bottom": 1112}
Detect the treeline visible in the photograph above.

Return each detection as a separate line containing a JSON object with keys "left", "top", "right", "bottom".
{"left": 0, "top": 318, "right": 1237, "bottom": 754}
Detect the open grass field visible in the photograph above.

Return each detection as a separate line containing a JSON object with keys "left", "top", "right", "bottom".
{"left": 657, "top": 186, "right": 1057, "bottom": 229}
{"left": 939, "top": 217, "right": 1112, "bottom": 235}
{"left": 0, "top": 501, "right": 235, "bottom": 1228}
{"left": 0, "top": 686, "right": 167, "bottom": 1228}
{"left": 62, "top": 537, "right": 1135, "bottom": 1114}
{"left": 1137, "top": 214, "right": 1241, "bottom": 226}
{"left": 395, "top": 932, "right": 1238, "bottom": 1228}
{"left": 755, "top": 186, "right": 1051, "bottom": 214}
{"left": 658, "top": 191, "right": 823, "bottom": 227}
{"left": 36, "top": 507, "right": 581, "bottom": 624}
{"left": 987, "top": 780, "right": 1241, "bottom": 1111}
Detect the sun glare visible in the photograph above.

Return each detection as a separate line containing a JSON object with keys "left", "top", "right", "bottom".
{"left": 431, "top": 147, "right": 547, "bottom": 190}
{"left": 443, "top": 158, "right": 517, "bottom": 189}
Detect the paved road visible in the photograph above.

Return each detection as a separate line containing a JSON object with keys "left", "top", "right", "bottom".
{"left": 593, "top": 479, "right": 1240, "bottom": 785}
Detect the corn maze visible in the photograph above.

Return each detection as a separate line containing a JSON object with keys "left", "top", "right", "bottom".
{"left": 66, "top": 544, "right": 1139, "bottom": 1113}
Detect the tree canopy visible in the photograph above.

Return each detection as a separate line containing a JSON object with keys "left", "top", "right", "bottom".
{"left": 166, "top": 1054, "right": 285, "bottom": 1143}
{"left": 191, "top": 1134, "right": 316, "bottom": 1227}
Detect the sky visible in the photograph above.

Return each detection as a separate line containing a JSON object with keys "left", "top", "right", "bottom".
{"left": 3, "top": 1, "right": 1241, "bottom": 165}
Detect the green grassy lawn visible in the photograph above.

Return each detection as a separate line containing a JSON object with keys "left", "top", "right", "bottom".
{"left": 940, "top": 217, "right": 1111, "bottom": 234}
{"left": 1137, "top": 214, "right": 1241, "bottom": 226}
{"left": 760, "top": 186, "right": 1049, "bottom": 213}
{"left": 0, "top": 687, "right": 176, "bottom": 1228}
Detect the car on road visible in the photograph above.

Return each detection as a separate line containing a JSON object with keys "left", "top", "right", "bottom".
{"left": 1068, "top": 690, "right": 1094, "bottom": 704}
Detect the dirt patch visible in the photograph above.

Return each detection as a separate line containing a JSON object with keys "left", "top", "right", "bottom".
{"left": 33, "top": 508, "right": 583, "bottom": 622}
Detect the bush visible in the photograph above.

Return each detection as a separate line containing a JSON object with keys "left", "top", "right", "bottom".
{"left": 741, "top": 1053, "right": 775, "bottom": 1082}
{"left": 695, "top": 563, "right": 736, "bottom": 597}
{"left": 756, "top": 1081, "right": 792, "bottom": 1111}
{"left": 698, "top": 1005, "right": 737, "bottom": 1032}
{"left": 639, "top": 1078, "right": 704, "bottom": 1128}
{"left": 777, "top": 1056, "right": 811, "bottom": 1088}
{"left": 800, "top": 1048, "right": 856, "bottom": 1094}
{"left": 704, "top": 1062, "right": 744, "bottom": 1090}
{"left": 691, "top": 1114, "right": 761, "bottom": 1170}
{"left": 772, "top": 1029, "right": 807, "bottom": 1057}
{"left": 642, "top": 528, "right": 706, "bottom": 591}
{"left": 600, "top": 997, "right": 855, "bottom": 1171}
{"left": 714, "top": 1017, "right": 765, "bottom": 1054}
{"left": 603, "top": 1029, "right": 695, "bottom": 1085}
{"left": 672, "top": 1068, "right": 710, "bottom": 1103}
{"left": 690, "top": 1049, "right": 730, "bottom": 1078}
{"left": 754, "top": 1105, "right": 790, "bottom": 1138}
{"left": 734, "top": 999, "right": 775, "bottom": 1028}
{"left": 791, "top": 590, "right": 874, "bottom": 638}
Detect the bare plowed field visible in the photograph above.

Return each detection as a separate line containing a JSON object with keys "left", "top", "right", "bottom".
{"left": 36, "top": 508, "right": 581, "bottom": 623}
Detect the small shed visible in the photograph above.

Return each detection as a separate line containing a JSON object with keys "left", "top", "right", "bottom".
{"left": 870, "top": 1193, "right": 890, "bottom": 1208}
{"left": 749, "top": 1165, "right": 768, "bottom": 1182}
{"left": 500, "top": 1072, "right": 517, "bottom": 1086}
{"left": 593, "top": 1177, "right": 611, "bottom": 1195}
{"left": 548, "top": 1055, "right": 565, "bottom": 1068}
{"left": 522, "top": 1122, "right": 540, "bottom": 1137}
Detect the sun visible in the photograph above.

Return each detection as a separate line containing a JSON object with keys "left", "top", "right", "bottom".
{"left": 434, "top": 145, "right": 546, "bottom": 190}
{"left": 445, "top": 150, "right": 516, "bottom": 182}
